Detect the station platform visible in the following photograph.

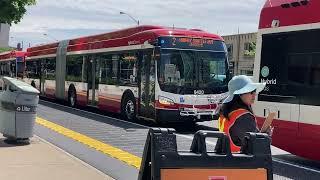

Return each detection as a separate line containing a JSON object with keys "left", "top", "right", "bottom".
{"left": 1, "top": 100, "right": 319, "bottom": 180}
{"left": 0, "top": 135, "right": 114, "bottom": 180}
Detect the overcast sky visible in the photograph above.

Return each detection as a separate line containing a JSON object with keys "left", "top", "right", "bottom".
{"left": 9, "top": 0, "right": 266, "bottom": 48}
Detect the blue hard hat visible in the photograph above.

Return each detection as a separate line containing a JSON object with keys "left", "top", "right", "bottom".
{"left": 223, "top": 75, "right": 266, "bottom": 104}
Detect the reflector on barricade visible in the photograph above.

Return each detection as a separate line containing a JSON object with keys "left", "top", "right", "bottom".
{"left": 138, "top": 128, "right": 273, "bottom": 180}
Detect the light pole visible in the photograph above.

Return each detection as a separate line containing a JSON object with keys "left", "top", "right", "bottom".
{"left": 120, "top": 11, "right": 140, "bottom": 26}
{"left": 43, "top": 33, "right": 59, "bottom": 42}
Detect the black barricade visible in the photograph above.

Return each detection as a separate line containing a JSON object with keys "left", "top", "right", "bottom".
{"left": 138, "top": 128, "right": 273, "bottom": 180}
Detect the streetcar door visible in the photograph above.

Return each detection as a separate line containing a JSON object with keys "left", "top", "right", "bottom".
{"left": 87, "top": 55, "right": 100, "bottom": 106}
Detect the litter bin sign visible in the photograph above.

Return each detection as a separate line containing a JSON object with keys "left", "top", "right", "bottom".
{"left": 0, "top": 77, "right": 40, "bottom": 141}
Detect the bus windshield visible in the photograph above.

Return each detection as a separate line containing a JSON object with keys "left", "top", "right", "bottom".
{"left": 157, "top": 49, "right": 229, "bottom": 94}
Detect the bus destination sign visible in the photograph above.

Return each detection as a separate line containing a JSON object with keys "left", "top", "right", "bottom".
{"left": 173, "top": 37, "right": 214, "bottom": 47}
{"left": 159, "top": 37, "right": 224, "bottom": 51}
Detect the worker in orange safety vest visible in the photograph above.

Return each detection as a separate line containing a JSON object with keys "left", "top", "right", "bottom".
{"left": 218, "top": 75, "right": 273, "bottom": 152}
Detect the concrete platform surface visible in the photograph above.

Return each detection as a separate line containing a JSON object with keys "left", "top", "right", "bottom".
{"left": 0, "top": 135, "right": 115, "bottom": 180}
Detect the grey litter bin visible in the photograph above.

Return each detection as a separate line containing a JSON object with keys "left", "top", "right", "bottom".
{"left": 0, "top": 77, "right": 40, "bottom": 142}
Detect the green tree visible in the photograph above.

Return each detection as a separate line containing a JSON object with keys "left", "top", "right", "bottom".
{"left": 0, "top": 0, "right": 36, "bottom": 25}
{"left": 244, "top": 42, "right": 256, "bottom": 57}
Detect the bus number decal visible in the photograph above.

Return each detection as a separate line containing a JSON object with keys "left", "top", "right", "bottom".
{"left": 194, "top": 90, "right": 204, "bottom": 95}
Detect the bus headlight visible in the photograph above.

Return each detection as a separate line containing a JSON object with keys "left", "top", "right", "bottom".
{"left": 158, "top": 96, "right": 175, "bottom": 105}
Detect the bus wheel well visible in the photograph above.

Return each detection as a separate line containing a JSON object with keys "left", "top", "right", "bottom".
{"left": 121, "top": 90, "right": 135, "bottom": 105}
{"left": 68, "top": 84, "right": 77, "bottom": 107}
{"left": 68, "top": 84, "right": 76, "bottom": 93}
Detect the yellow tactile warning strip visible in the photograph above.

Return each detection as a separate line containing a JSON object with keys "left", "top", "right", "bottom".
{"left": 36, "top": 117, "right": 142, "bottom": 169}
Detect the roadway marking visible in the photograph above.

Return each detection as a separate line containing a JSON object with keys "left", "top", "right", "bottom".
{"left": 36, "top": 117, "right": 142, "bottom": 169}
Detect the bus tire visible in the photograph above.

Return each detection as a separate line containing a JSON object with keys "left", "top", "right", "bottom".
{"left": 121, "top": 94, "right": 136, "bottom": 121}
{"left": 31, "top": 81, "right": 36, "bottom": 88}
{"left": 68, "top": 86, "right": 77, "bottom": 107}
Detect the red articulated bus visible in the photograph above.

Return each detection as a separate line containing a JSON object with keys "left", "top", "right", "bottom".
{"left": 24, "top": 25, "right": 231, "bottom": 124}
{"left": 253, "top": 0, "right": 320, "bottom": 161}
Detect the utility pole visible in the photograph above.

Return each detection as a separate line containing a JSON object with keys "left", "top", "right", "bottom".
{"left": 120, "top": 11, "right": 140, "bottom": 26}
{"left": 236, "top": 27, "right": 241, "bottom": 75}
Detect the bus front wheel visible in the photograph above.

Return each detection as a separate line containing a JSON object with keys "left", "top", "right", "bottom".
{"left": 121, "top": 95, "right": 136, "bottom": 121}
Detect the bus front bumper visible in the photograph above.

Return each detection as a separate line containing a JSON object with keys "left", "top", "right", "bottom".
{"left": 156, "top": 108, "right": 218, "bottom": 123}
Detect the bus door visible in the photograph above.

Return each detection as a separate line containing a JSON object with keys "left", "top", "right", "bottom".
{"left": 138, "top": 50, "right": 156, "bottom": 120}
{"left": 87, "top": 55, "right": 100, "bottom": 106}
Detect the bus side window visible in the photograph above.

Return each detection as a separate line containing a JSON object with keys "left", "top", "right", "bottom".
{"left": 119, "top": 51, "right": 138, "bottom": 86}
{"left": 99, "top": 54, "right": 119, "bottom": 85}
